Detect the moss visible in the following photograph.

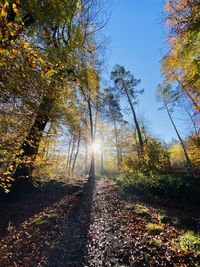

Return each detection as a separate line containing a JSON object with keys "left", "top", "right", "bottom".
{"left": 146, "top": 223, "right": 163, "bottom": 235}
{"left": 152, "top": 238, "right": 162, "bottom": 247}
{"left": 134, "top": 204, "right": 149, "bottom": 217}
{"left": 157, "top": 211, "right": 171, "bottom": 224}
{"left": 34, "top": 218, "right": 47, "bottom": 225}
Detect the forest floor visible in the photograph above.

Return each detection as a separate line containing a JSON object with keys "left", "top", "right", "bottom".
{"left": 0, "top": 176, "right": 199, "bottom": 266}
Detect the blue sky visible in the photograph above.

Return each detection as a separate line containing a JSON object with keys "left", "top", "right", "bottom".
{"left": 104, "top": 0, "right": 187, "bottom": 142}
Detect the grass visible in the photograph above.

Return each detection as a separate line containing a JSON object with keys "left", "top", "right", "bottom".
{"left": 157, "top": 211, "right": 171, "bottom": 224}
{"left": 134, "top": 204, "right": 149, "bottom": 217}
{"left": 34, "top": 218, "right": 47, "bottom": 225}
{"left": 179, "top": 231, "right": 200, "bottom": 255}
{"left": 146, "top": 223, "right": 164, "bottom": 235}
{"left": 152, "top": 238, "right": 162, "bottom": 247}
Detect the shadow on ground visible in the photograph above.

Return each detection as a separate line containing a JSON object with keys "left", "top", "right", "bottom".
{"left": 0, "top": 181, "right": 81, "bottom": 237}
{"left": 122, "top": 186, "right": 200, "bottom": 233}
{"left": 46, "top": 176, "right": 96, "bottom": 267}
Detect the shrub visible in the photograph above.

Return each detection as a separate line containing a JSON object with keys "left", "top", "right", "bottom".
{"left": 179, "top": 231, "right": 200, "bottom": 255}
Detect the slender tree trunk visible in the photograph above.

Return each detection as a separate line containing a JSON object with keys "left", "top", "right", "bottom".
{"left": 88, "top": 99, "right": 95, "bottom": 179}
{"left": 12, "top": 96, "right": 53, "bottom": 180}
{"left": 66, "top": 135, "right": 72, "bottom": 172}
{"left": 123, "top": 82, "right": 144, "bottom": 151}
{"left": 93, "top": 109, "right": 99, "bottom": 139}
{"left": 100, "top": 127, "right": 104, "bottom": 174}
{"left": 72, "top": 131, "right": 81, "bottom": 173}
{"left": 85, "top": 137, "right": 88, "bottom": 174}
{"left": 109, "top": 100, "right": 122, "bottom": 166}
{"left": 163, "top": 98, "right": 192, "bottom": 169}
{"left": 141, "top": 122, "right": 148, "bottom": 145}
{"left": 41, "top": 123, "right": 52, "bottom": 160}
{"left": 133, "top": 130, "right": 140, "bottom": 157}
{"left": 68, "top": 136, "right": 76, "bottom": 175}
{"left": 113, "top": 118, "right": 121, "bottom": 166}
{"left": 119, "top": 124, "right": 123, "bottom": 163}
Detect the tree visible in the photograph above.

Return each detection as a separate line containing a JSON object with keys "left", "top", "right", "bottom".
{"left": 0, "top": 1, "right": 50, "bottom": 192}
{"left": 104, "top": 88, "right": 124, "bottom": 166}
{"left": 162, "top": 0, "right": 200, "bottom": 111}
{"left": 157, "top": 83, "right": 192, "bottom": 169}
{"left": 78, "top": 64, "right": 101, "bottom": 180}
{"left": 0, "top": 0, "right": 105, "bottom": 188}
{"left": 111, "top": 64, "right": 144, "bottom": 152}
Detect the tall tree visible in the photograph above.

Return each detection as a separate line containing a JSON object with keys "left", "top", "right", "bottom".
{"left": 104, "top": 88, "right": 123, "bottom": 166}
{"left": 79, "top": 65, "right": 101, "bottom": 180}
{"left": 157, "top": 83, "right": 192, "bottom": 169}
{"left": 2, "top": 0, "right": 104, "bottom": 184}
{"left": 111, "top": 64, "right": 144, "bottom": 152}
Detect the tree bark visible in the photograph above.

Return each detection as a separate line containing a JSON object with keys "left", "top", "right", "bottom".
{"left": 85, "top": 137, "right": 88, "bottom": 174}
{"left": 123, "top": 82, "right": 144, "bottom": 151}
{"left": 88, "top": 98, "right": 95, "bottom": 179}
{"left": 68, "top": 135, "right": 76, "bottom": 175}
{"left": 100, "top": 127, "right": 104, "bottom": 174}
{"left": 12, "top": 96, "right": 53, "bottom": 180}
{"left": 72, "top": 131, "right": 81, "bottom": 173}
{"left": 66, "top": 135, "right": 73, "bottom": 173}
{"left": 113, "top": 118, "right": 121, "bottom": 166}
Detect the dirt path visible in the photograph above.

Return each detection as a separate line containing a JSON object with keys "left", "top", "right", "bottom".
{"left": 0, "top": 176, "right": 199, "bottom": 266}
{"left": 85, "top": 177, "right": 200, "bottom": 266}
{"left": 47, "top": 176, "right": 118, "bottom": 266}
{"left": 85, "top": 176, "right": 124, "bottom": 266}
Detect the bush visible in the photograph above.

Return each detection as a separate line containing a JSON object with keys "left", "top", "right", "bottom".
{"left": 115, "top": 170, "right": 200, "bottom": 203}
{"left": 179, "top": 231, "right": 200, "bottom": 255}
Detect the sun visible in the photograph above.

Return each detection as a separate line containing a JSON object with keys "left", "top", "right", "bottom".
{"left": 91, "top": 140, "right": 101, "bottom": 153}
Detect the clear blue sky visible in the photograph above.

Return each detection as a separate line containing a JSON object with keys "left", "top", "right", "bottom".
{"left": 104, "top": 0, "right": 186, "bottom": 142}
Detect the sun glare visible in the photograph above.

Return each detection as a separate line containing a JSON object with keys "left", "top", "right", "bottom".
{"left": 91, "top": 140, "right": 101, "bottom": 153}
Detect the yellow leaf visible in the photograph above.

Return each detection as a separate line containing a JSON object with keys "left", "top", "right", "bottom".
{"left": 46, "top": 69, "right": 56, "bottom": 77}
{"left": 12, "top": 3, "right": 18, "bottom": 13}
{"left": 1, "top": 9, "right": 8, "bottom": 17}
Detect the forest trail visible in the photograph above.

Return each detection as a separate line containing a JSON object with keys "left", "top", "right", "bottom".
{"left": 0, "top": 176, "right": 199, "bottom": 266}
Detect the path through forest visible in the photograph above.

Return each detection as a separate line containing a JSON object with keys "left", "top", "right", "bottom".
{"left": 0, "top": 176, "right": 199, "bottom": 266}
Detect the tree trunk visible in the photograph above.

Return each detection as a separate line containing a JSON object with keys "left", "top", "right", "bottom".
{"left": 41, "top": 123, "right": 52, "bottom": 160}
{"left": 123, "top": 82, "right": 144, "bottom": 151}
{"left": 119, "top": 124, "right": 123, "bottom": 163}
{"left": 113, "top": 118, "right": 121, "bottom": 166}
{"left": 100, "top": 127, "right": 104, "bottom": 174}
{"left": 12, "top": 96, "right": 53, "bottom": 180}
{"left": 133, "top": 130, "right": 140, "bottom": 157}
{"left": 72, "top": 131, "right": 81, "bottom": 173}
{"left": 163, "top": 97, "right": 192, "bottom": 169}
{"left": 66, "top": 135, "right": 73, "bottom": 172}
{"left": 88, "top": 99, "right": 95, "bottom": 179}
{"left": 85, "top": 137, "right": 88, "bottom": 174}
{"left": 68, "top": 136, "right": 76, "bottom": 175}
